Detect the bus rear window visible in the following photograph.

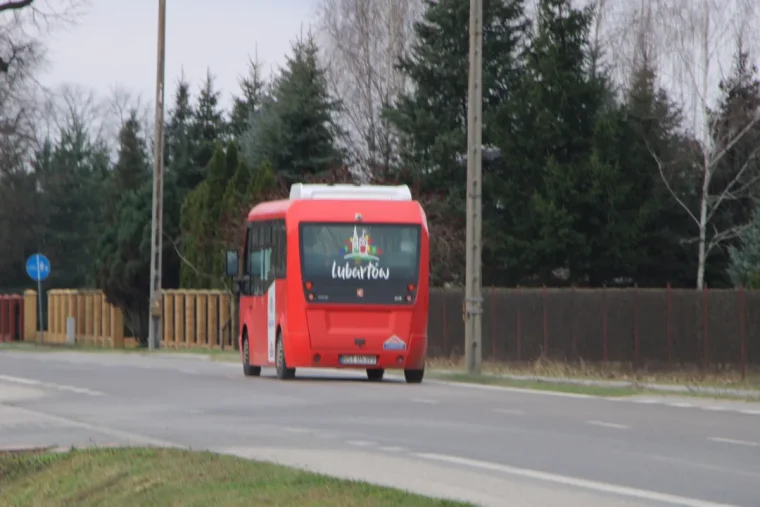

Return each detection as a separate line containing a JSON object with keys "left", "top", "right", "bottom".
{"left": 299, "top": 223, "right": 420, "bottom": 282}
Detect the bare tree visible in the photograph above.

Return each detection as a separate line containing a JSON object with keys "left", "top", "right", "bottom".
{"left": 315, "top": 0, "right": 422, "bottom": 180}
{"left": 0, "top": 0, "right": 87, "bottom": 271}
{"left": 649, "top": 0, "right": 760, "bottom": 289}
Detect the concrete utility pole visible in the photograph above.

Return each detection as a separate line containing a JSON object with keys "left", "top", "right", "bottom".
{"left": 148, "top": 0, "right": 166, "bottom": 350}
{"left": 464, "top": 0, "right": 483, "bottom": 374}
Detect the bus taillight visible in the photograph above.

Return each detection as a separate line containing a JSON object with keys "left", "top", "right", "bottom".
{"left": 407, "top": 283, "right": 415, "bottom": 292}
{"left": 308, "top": 293, "right": 315, "bottom": 301}
{"left": 305, "top": 281, "right": 313, "bottom": 290}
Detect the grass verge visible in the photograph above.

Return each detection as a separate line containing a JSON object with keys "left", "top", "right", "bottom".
{"left": 0, "top": 447, "right": 471, "bottom": 507}
{"left": 427, "top": 372, "right": 638, "bottom": 397}
{"left": 424, "top": 357, "right": 760, "bottom": 391}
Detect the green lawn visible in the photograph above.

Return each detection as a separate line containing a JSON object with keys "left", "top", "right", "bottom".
{"left": 0, "top": 447, "right": 472, "bottom": 507}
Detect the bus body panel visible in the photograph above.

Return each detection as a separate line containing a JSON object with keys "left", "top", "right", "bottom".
{"left": 239, "top": 197, "right": 429, "bottom": 372}
{"left": 244, "top": 278, "right": 288, "bottom": 367}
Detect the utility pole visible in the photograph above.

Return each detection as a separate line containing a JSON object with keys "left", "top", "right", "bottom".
{"left": 464, "top": 0, "right": 483, "bottom": 374}
{"left": 148, "top": 0, "right": 166, "bottom": 350}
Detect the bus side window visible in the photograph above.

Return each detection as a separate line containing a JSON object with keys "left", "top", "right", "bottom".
{"left": 273, "top": 219, "right": 286, "bottom": 279}
{"left": 258, "top": 221, "right": 274, "bottom": 283}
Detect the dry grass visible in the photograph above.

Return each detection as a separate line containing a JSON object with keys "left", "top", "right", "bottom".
{"left": 424, "top": 356, "right": 760, "bottom": 390}
{"left": 0, "top": 447, "right": 471, "bottom": 507}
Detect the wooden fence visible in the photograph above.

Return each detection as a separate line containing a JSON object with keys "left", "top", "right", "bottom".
{"left": 429, "top": 287, "right": 760, "bottom": 368}
{"left": 0, "top": 294, "right": 23, "bottom": 342}
{"left": 5, "top": 287, "right": 760, "bottom": 368}
{"left": 3, "top": 290, "right": 235, "bottom": 349}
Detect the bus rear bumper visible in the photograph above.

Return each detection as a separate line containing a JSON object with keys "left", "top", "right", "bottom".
{"left": 285, "top": 332, "right": 427, "bottom": 370}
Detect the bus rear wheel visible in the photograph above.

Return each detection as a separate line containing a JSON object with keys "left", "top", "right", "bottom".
{"left": 275, "top": 333, "right": 295, "bottom": 380}
{"left": 366, "top": 368, "right": 384, "bottom": 381}
{"left": 404, "top": 368, "right": 424, "bottom": 384}
{"left": 242, "top": 332, "right": 261, "bottom": 377}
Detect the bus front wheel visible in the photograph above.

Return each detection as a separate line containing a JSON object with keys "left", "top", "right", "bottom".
{"left": 275, "top": 333, "right": 295, "bottom": 380}
{"left": 242, "top": 332, "right": 262, "bottom": 377}
{"left": 404, "top": 368, "right": 424, "bottom": 384}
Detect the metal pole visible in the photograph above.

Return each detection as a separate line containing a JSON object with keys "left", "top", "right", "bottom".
{"left": 464, "top": 0, "right": 483, "bottom": 374}
{"left": 148, "top": 0, "right": 166, "bottom": 350}
{"left": 36, "top": 256, "right": 43, "bottom": 344}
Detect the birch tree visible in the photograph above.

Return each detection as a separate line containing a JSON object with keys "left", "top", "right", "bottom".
{"left": 315, "top": 0, "right": 423, "bottom": 180}
{"left": 649, "top": 0, "right": 760, "bottom": 288}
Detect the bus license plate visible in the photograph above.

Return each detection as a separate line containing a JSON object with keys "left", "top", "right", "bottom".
{"left": 339, "top": 355, "right": 377, "bottom": 366}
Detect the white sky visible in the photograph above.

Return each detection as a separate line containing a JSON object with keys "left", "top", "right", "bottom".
{"left": 38, "top": 0, "right": 320, "bottom": 111}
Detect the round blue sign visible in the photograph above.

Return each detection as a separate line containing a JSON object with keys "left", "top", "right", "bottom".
{"left": 26, "top": 253, "right": 51, "bottom": 282}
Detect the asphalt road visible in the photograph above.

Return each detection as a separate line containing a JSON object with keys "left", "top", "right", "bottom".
{"left": 1, "top": 350, "right": 758, "bottom": 507}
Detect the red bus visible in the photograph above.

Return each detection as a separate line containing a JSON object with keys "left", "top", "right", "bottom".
{"left": 225, "top": 183, "right": 430, "bottom": 383}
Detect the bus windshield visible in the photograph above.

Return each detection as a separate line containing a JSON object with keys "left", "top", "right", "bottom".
{"left": 299, "top": 222, "right": 420, "bottom": 303}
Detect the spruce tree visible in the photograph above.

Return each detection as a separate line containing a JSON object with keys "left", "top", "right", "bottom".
{"left": 230, "top": 57, "right": 267, "bottom": 139}
{"left": 494, "top": 0, "right": 616, "bottom": 285}
{"left": 728, "top": 208, "right": 760, "bottom": 287}
{"left": 384, "top": 0, "right": 529, "bottom": 285}
{"left": 256, "top": 32, "right": 343, "bottom": 185}
{"left": 166, "top": 74, "right": 200, "bottom": 192}
{"left": 92, "top": 112, "right": 154, "bottom": 342}
{"left": 191, "top": 69, "right": 227, "bottom": 171}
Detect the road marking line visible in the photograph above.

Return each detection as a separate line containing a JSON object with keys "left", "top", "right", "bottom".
{"left": 346, "top": 440, "right": 375, "bottom": 447}
{"left": 668, "top": 402, "right": 693, "bottom": 408}
{"left": 0, "top": 374, "right": 102, "bottom": 396}
{"left": 379, "top": 446, "right": 406, "bottom": 452}
{"left": 410, "top": 398, "right": 437, "bottom": 404}
{"left": 586, "top": 420, "right": 629, "bottom": 430}
{"left": 739, "top": 409, "right": 760, "bottom": 415}
{"left": 1, "top": 404, "right": 178, "bottom": 448}
{"left": 704, "top": 406, "right": 726, "bottom": 411}
{"left": 0, "top": 375, "right": 41, "bottom": 386}
{"left": 415, "top": 453, "right": 737, "bottom": 507}
{"left": 708, "top": 437, "right": 759, "bottom": 447}
{"left": 427, "top": 379, "right": 595, "bottom": 398}
{"left": 493, "top": 408, "right": 524, "bottom": 415}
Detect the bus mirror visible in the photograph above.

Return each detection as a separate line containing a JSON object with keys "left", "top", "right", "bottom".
{"left": 225, "top": 250, "right": 238, "bottom": 278}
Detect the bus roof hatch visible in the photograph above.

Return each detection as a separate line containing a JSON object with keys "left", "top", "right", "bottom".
{"left": 289, "top": 183, "right": 412, "bottom": 201}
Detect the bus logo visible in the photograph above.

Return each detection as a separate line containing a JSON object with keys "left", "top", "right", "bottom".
{"left": 342, "top": 226, "right": 381, "bottom": 262}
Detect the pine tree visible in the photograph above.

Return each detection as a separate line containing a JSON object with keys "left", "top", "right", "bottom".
{"left": 178, "top": 143, "right": 230, "bottom": 288}
{"left": 494, "top": 0, "right": 617, "bottom": 285}
{"left": 165, "top": 73, "right": 200, "bottom": 192}
{"left": 709, "top": 45, "right": 760, "bottom": 257}
{"left": 191, "top": 69, "right": 227, "bottom": 171}
{"left": 256, "top": 31, "right": 343, "bottom": 185}
{"left": 92, "top": 111, "right": 154, "bottom": 342}
{"left": 384, "top": 0, "right": 529, "bottom": 286}
{"left": 617, "top": 59, "right": 697, "bottom": 286}
{"left": 728, "top": 207, "right": 760, "bottom": 287}
{"left": 111, "top": 110, "right": 150, "bottom": 196}
{"left": 230, "top": 56, "right": 267, "bottom": 139}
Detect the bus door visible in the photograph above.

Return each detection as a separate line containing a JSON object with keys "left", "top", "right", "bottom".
{"left": 249, "top": 221, "right": 278, "bottom": 365}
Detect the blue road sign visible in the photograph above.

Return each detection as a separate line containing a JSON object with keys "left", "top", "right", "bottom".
{"left": 26, "top": 253, "right": 51, "bottom": 282}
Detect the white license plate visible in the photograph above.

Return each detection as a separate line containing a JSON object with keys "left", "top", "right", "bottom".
{"left": 339, "top": 355, "right": 377, "bottom": 365}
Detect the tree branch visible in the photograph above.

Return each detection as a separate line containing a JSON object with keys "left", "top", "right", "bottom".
{"left": 706, "top": 147, "right": 760, "bottom": 222}
{"left": 646, "top": 139, "right": 700, "bottom": 226}
{"left": 0, "top": 0, "right": 34, "bottom": 12}
{"left": 162, "top": 231, "right": 229, "bottom": 291}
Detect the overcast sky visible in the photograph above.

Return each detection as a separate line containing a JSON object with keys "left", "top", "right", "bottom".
{"left": 39, "top": 0, "right": 319, "bottom": 110}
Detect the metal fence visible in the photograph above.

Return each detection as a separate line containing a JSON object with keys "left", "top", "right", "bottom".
{"left": 428, "top": 287, "right": 760, "bottom": 368}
